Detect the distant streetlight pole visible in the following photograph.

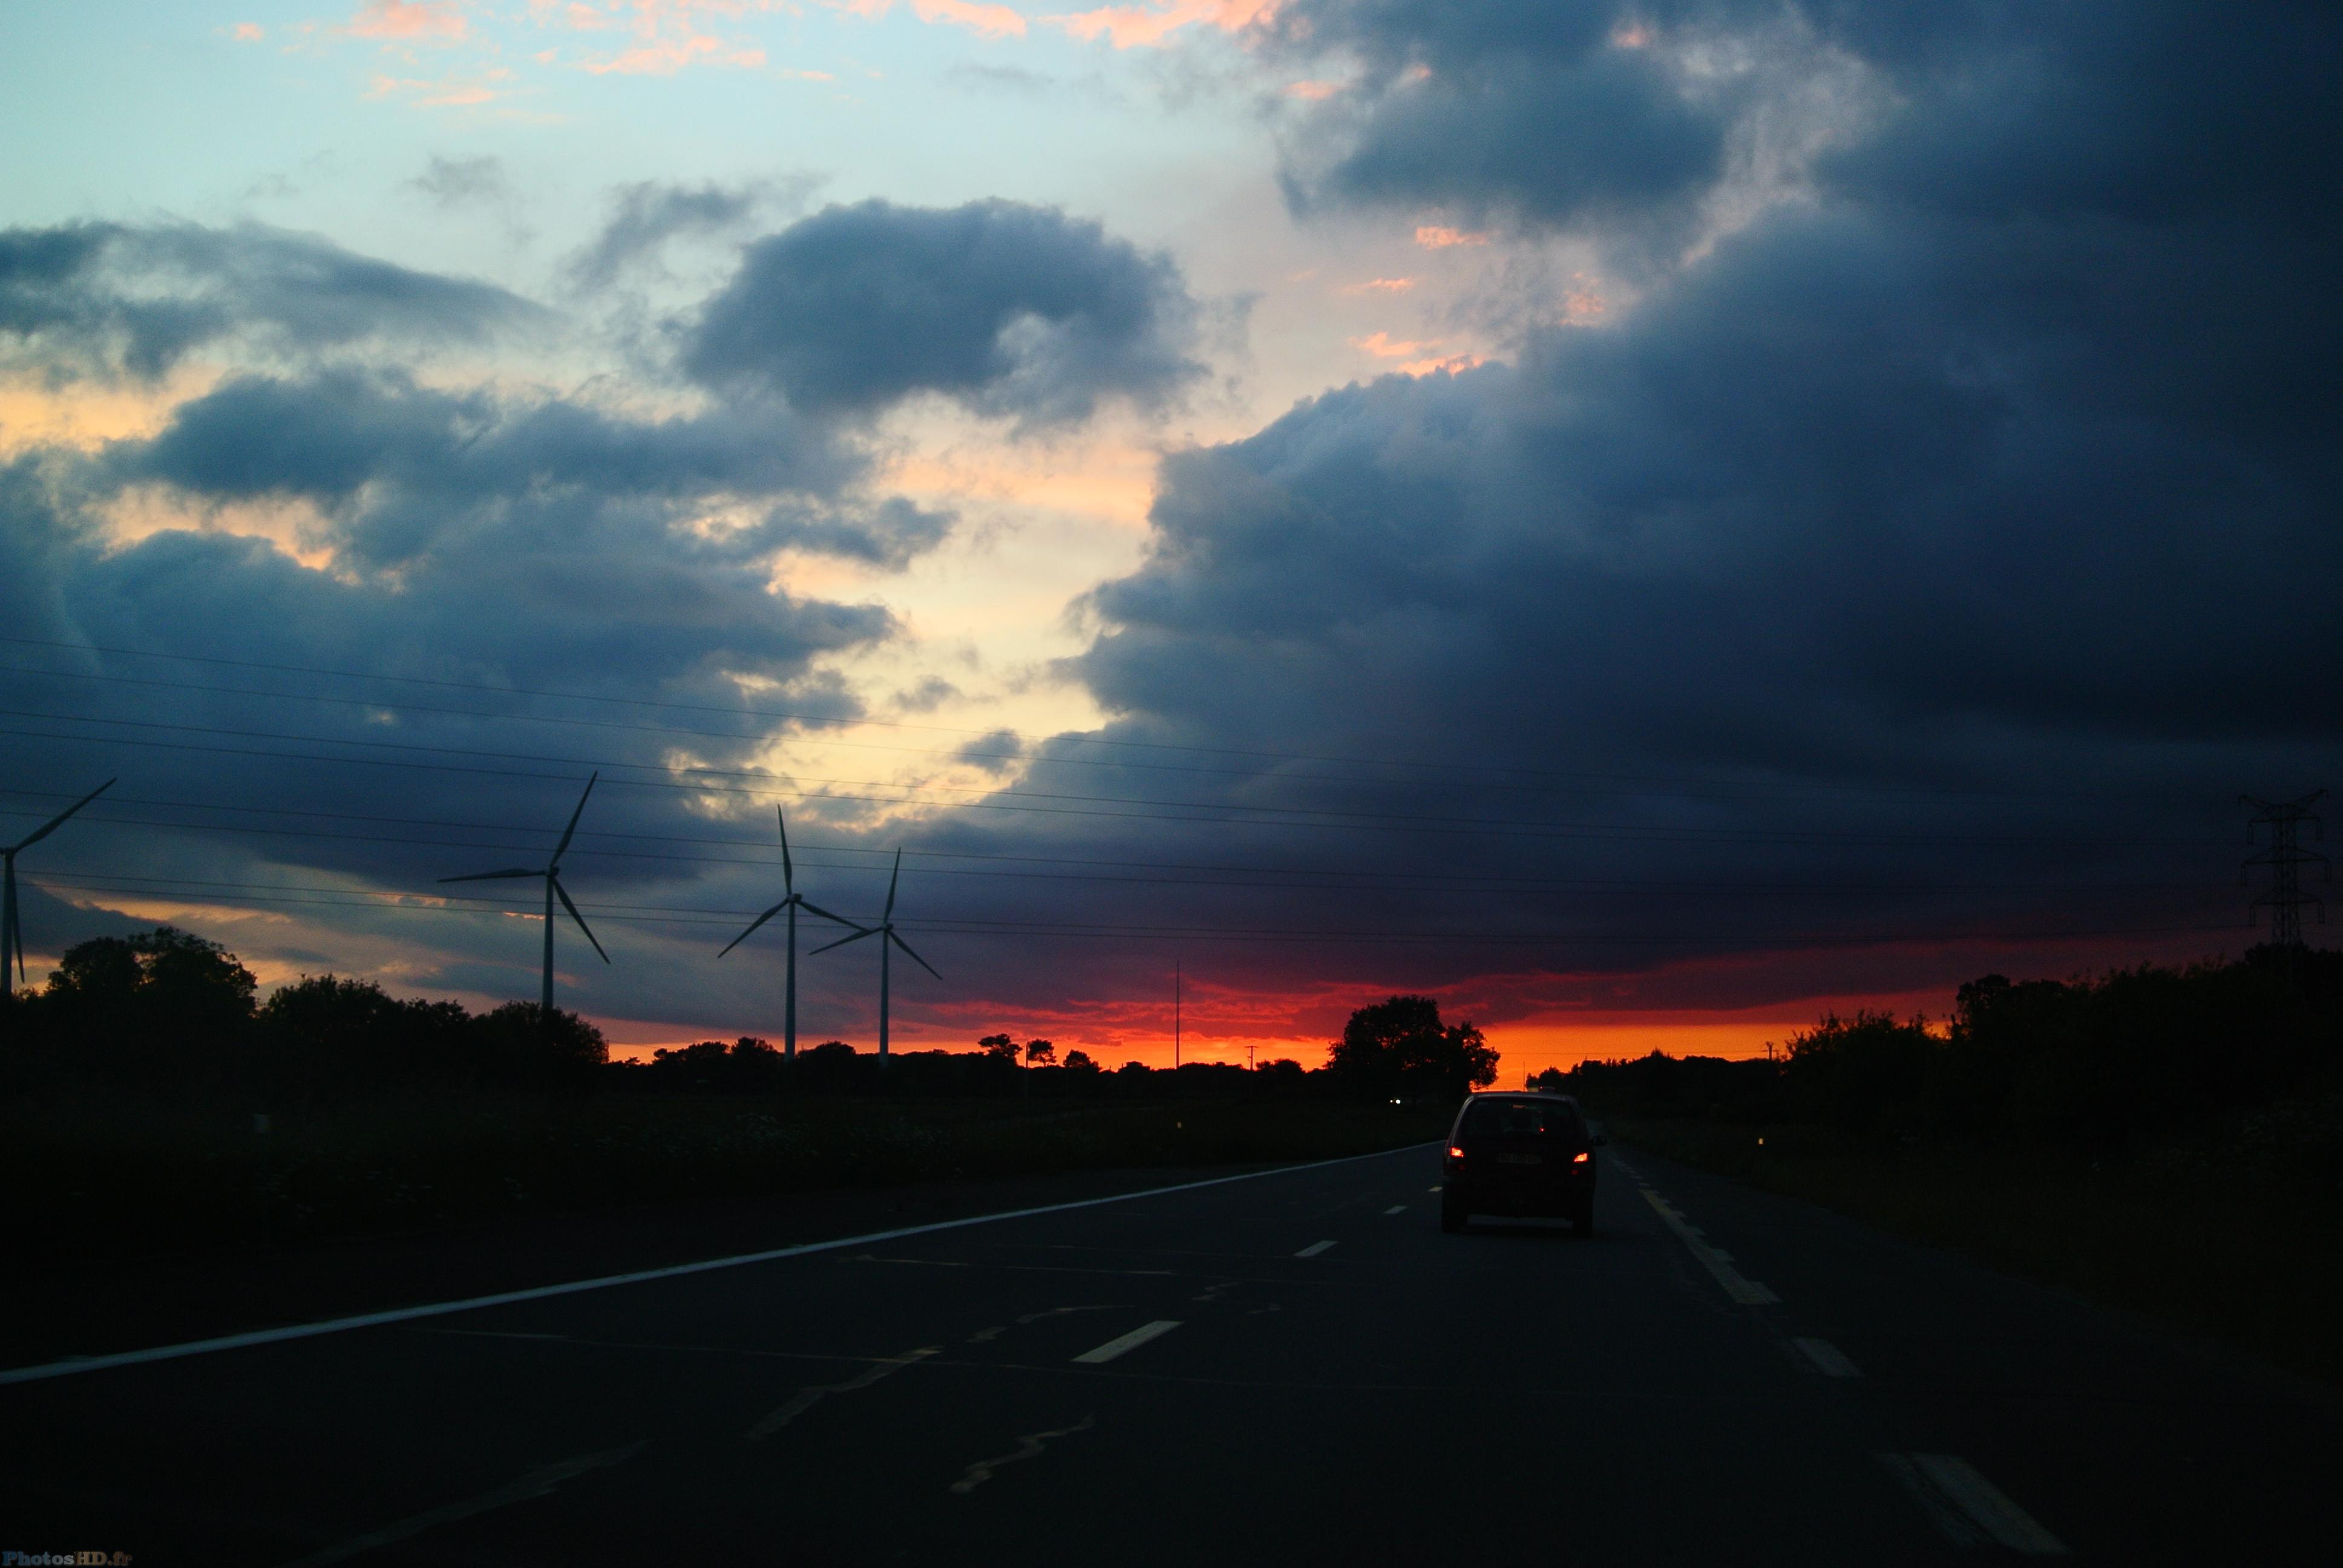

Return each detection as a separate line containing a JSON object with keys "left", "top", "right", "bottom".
{"left": 1173, "top": 959, "right": 1181, "bottom": 1070}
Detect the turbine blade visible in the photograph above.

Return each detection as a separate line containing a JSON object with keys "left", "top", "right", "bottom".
{"left": 889, "top": 928, "right": 942, "bottom": 981}
{"left": 810, "top": 926, "right": 878, "bottom": 956}
{"left": 438, "top": 868, "right": 541, "bottom": 883}
{"left": 796, "top": 898, "right": 860, "bottom": 929}
{"left": 884, "top": 847, "right": 901, "bottom": 920}
{"left": 778, "top": 806, "right": 793, "bottom": 893}
{"left": 718, "top": 901, "right": 790, "bottom": 958}
{"left": 12, "top": 778, "right": 116, "bottom": 852}
{"left": 552, "top": 771, "right": 598, "bottom": 864}
{"left": 552, "top": 875, "right": 609, "bottom": 964}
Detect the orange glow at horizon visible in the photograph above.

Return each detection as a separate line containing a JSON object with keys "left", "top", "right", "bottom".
{"left": 595, "top": 973, "right": 1971, "bottom": 1072}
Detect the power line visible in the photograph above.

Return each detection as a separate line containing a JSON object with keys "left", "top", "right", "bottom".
{"left": 0, "top": 716, "right": 2229, "bottom": 850}
{"left": 0, "top": 633, "right": 2241, "bottom": 806}
{"left": 0, "top": 655, "right": 2236, "bottom": 809}
{"left": 0, "top": 702, "right": 2059, "bottom": 832}
{"left": 18, "top": 871, "right": 2247, "bottom": 950}
{"left": 0, "top": 792, "right": 2229, "bottom": 892}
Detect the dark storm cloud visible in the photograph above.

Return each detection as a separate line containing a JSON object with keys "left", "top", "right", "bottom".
{"left": 917, "top": 0, "right": 2343, "bottom": 1025}
{"left": 683, "top": 199, "right": 1203, "bottom": 427}
{"left": 108, "top": 364, "right": 952, "bottom": 581}
{"left": 568, "top": 177, "right": 819, "bottom": 292}
{"left": 1268, "top": 1, "right": 1728, "bottom": 230}
{"left": 745, "top": 496, "right": 956, "bottom": 570}
{"left": 116, "top": 366, "right": 854, "bottom": 525}
{"left": 0, "top": 221, "right": 543, "bottom": 378}
{"left": 953, "top": 730, "right": 1026, "bottom": 774}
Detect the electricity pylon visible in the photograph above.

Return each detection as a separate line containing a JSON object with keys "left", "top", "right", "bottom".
{"left": 2242, "top": 791, "right": 2329, "bottom": 946}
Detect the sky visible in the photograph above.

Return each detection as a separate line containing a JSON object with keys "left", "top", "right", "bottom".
{"left": 4, "top": 1, "right": 2338, "bottom": 1076}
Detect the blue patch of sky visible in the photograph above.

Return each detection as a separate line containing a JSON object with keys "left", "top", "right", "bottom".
{"left": 4, "top": 4, "right": 1279, "bottom": 302}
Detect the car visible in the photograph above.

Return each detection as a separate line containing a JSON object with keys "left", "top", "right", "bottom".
{"left": 1439, "top": 1091, "right": 1603, "bottom": 1236}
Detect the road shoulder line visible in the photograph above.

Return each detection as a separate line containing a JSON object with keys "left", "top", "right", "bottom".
{"left": 1882, "top": 1452, "right": 2068, "bottom": 1555}
{"left": 1640, "top": 1187, "right": 1780, "bottom": 1305}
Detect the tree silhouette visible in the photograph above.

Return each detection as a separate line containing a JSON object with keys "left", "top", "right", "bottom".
{"left": 977, "top": 1032, "right": 1019, "bottom": 1062}
{"left": 43, "top": 926, "right": 257, "bottom": 1082}
{"left": 1024, "top": 1038, "right": 1057, "bottom": 1066}
{"left": 1327, "top": 995, "right": 1499, "bottom": 1099}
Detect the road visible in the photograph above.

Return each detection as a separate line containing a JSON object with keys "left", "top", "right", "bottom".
{"left": 4, "top": 1141, "right": 2338, "bottom": 1565}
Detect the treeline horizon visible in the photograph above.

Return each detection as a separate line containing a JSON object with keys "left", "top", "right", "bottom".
{"left": 0, "top": 926, "right": 1501, "bottom": 1104}
{"left": 1549, "top": 944, "right": 2343, "bottom": 1169}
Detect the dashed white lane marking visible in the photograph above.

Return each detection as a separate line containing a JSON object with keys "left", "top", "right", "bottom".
{"left": 744, "top": 1345, "right": 939, "bottom": 1440}
{"left": 949, "top": 1414, "right": 1095, "bottom": 1495}
{"left": 0, "top": 1143, "right": 1435, "bottom": 1388}
{"left": 1880, "top": 1454, "right": 2067, "bottom": 1556}
{"left": 1793, "top": 1336, "right": 1860, "bottom": 1377}
{"left": 1383, "top": 1205, "right": 1407, "bottom": 1215}
{"left": 1072, "top": 1320, "right": 1183, "bottom": 1364}
{"left": 1639, "top": 1188, "right": 1779, "bottom": 1305}
{"left": 1295, "top": 1240, "right": 1339, "bottom": 1258}
{"left": 1428, "top": 1186, "right": 1443, "bottom": 1193}
{"left": 279, "top": 1442, "right": 645, "bottom": 1567}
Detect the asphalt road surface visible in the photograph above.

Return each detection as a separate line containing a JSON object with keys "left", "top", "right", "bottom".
{"left": 5, "top": 1142, "right": 2338, "bottom": 1566}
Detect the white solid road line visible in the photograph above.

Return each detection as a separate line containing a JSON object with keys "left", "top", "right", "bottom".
{"left": 0, "top": 1142, "right": 1437, "bottom": 1388}
{"left": 1294, "top": 1240, "right": 1339, "bottom": 1258}
{"left": 1072, "top": 1320, "right": 1183, "bottom": 1364}
{"left": 1639, "top": 1188, "right": 1780, "bottom": 1305}
{"left": 280, "top": 1442, "right": 646, "bottom": 1567}
{"left": 1383, "top": 1205, "right": 1407, "bottom": 1215}
{"left": 1883, "top": 1453, "right": 2068, "bottom": 1556}
{"left": 1793, "top": 1336, "right": 1861, "bottom": 1377}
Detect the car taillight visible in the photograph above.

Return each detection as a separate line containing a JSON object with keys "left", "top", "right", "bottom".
{"left": 1446, "top": 1145, "right": 1466, "bottom": 1158}
{"left": 1571, "top": 1151, "right": 1590, "bottom": 1163}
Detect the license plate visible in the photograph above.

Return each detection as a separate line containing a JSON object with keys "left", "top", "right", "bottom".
{"left": 1498, "top": 1153, "right": 1543, "bottom": 1166}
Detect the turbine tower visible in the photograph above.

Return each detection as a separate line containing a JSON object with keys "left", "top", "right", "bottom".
{"left": 811, "top": 849, "right": 939, "bottom": 1060}
{"left": 441, "top": 773, "right": 608, "bottom": 1019}
{"left": 717, "top": 807, "right": 862, "bottom": 1058}
{"left": 2, "top": 778, "right": 116, "bottom": 991}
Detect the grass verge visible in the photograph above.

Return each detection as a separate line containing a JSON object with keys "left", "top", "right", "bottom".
{"left": 9, "top": 1092, "right": 1447, "bottom": 1261}
{"left": 1611, "top": 1117, "right": 2343, "bottom": 1390}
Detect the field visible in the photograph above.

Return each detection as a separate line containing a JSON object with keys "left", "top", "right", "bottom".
{"left": 8, "top": 1090, "right": 1452, "bottom": 1261}
{"left": 1611, "top": 1115, "right": 2343, "bottom": 1388}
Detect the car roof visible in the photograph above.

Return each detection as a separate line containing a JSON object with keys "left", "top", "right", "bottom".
{"left": 1458, "top": 1091, "right": 1583, "bottom": 1113}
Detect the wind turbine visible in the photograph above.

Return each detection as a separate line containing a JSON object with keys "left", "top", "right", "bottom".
{"left": 2, "top": 778, "right": 116, "bottom": 990}
{"left": 717, "top": 806, "right": 862, "bottom": 1058}
{"left": 440, "top": 773, "right": 608, "bottom": 1019}
{"left": 810, "top": 849, "right": 939, "bottom": 1060}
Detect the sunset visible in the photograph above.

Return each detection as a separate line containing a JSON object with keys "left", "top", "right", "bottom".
{"left": 5, "top": 3, "right": 2339, "bottom": 1562}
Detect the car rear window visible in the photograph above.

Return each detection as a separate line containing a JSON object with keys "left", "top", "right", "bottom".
{"left": 1460, "top": 1099, "right": 1580, "bottom": 1139}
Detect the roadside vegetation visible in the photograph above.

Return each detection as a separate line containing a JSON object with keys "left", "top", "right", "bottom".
{"left": 1548, "top": 947, "right": 2343, "bottom": 1385}
{"left": 1, "top": 928, "right": 1491, "bottom": 1259}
